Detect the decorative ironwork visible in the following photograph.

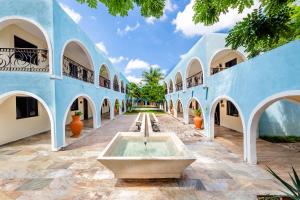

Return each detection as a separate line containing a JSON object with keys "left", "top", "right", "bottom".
{"left": 176, "top": 82, "right": 183, "bottom": 91}
{"left": 113, "top": 80, "right": 120, "bottom": 92}
{"left": 186, "top": 71, "right": 203, "bottom": 88}
{"left": 211, "top": 67, "right": 230, "bottom": 75}
{"left": 0, "top": 48, "right": 49, "bottom": 72}
{"left": 121, "top": 86, "right": 125, "bottom": 93}
{"left": 99, "top": 75, "right": 110, "bottom": 89}
{"left": 63, "top": 56, "right": 94, "bottom": 84}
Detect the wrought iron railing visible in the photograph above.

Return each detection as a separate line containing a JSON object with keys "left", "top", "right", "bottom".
{"left": 113, "top": 83, "right": 120, "bottom": 92}
{"left": 63, "top": 56, "right": 94, "bottom": 84}
{"left": 99, "top": 75, "right": 110, "bottom": 89}
{"left": 0, "top": 48, "right": 49, "bottom": 72}
{"left": 186, "top": 71, "right": 203, "bottom": 88}
{"left": 121, "top": 86, "right": 125, "bottom": 93}
{"left": 169, "top": 87, "right": 173, "bottom": 93}
{"left": 211, "top": 67, "right": 230, "bottom": 75}
{"left": 176, "top": 82, "right": 183, "bottom": 91}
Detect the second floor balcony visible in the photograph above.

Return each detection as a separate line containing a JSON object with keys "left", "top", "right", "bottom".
{"left": 186, "top": 72, "right": 203, "bottom": 88}
{"left": 176, "top": 82, "right": 183, "bottom": 91}
{"left": 63, "top": 56, "right": 94, "bottom": 84}
{"left": 0, "top": 48, "right": 49, "bottom": 72}
{"left": 99, "top": 75, "right": 110, "bottom": 89}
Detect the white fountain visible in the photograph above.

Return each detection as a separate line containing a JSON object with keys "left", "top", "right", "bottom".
{"left": 97, "top": 113, "right": 196, "bottom": 179}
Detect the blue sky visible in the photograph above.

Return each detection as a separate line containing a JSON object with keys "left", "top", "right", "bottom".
{"left": 58, "top": 0, "right": 254, "bottom": 83}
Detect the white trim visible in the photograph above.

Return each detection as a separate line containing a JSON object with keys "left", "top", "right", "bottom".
{"left": 100, "top": 96, "right": 112, "bottom": 124}
{"left": 0, "top": 16, "right": 54, "bottom": 75}
{"left": 185, "top": 57, "right": 206, "bottom": 86}
{"left": 99, "top": 64, "right": 111, "bottom": 87}
{"left": 60, "top": 39, "right": 95, "bottom": 82}
{"left": 207, "top": 48, "right": 247, "bottom": 77}
{"left": 175, "top": 71, "right": 183, "bottom": 91}
{"left": 0, "top": 90, "right": 55, "bottom": 150}
{"left": 169, "top": 79, "right": 174, "bottom": 93}
{"left": 247, "top": 90, "right": 300, "bottom": 164}
{"left": 175, "top": 98, "right": 183, "bottom": 118}
{"left": 209, "top": 95, "right": 247, "bottom": 161}
{"left": 62, "top": 93, "right": 97, "bottom": 147}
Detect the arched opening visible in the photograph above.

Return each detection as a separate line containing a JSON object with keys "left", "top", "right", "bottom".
{"left": 187, "top": 98, "right": 204, "bottom": 129}
{"left": 210, "top": 97, "right": 246, "bottom": 161}
{"left": 209, "top": 49, "right": 246, "bottom": 76}
{"left": 169, "top": 80, "right": 174, "bottom": 93}
{"left": 64, "top": 95, "right": 96, "bottom": 145}
{"left": 0, "top": 18, "right": 51, "bottom": 73}
{"left": 121, "top": 81, "right": 125, "bottom": 93}
{"left": 114, "top": 99, "right": 120, "bottom": 116}
{"left": 62, "top": 41, "right": 94, "bottom": 83}
{"left": 176, "top": 100, "right": 183, "bottom": 119}
{"left": 122, "top": 100, "right": 125, "bottom": 112}
{"left": 248, "top": 92, "right": 300, "bottom": 173}
{"left": 186, "top": 58, "right": 204, "bottom": 88}
{"left": 163, "top": 81, "right": 168, "bottom": 94}
{"left": 101, "top": 98, "right": 111, "bottom": 124}
{"left": 175, "top": 72, "right": 183, "bottom": 91}
{"left": 0, "top": 91, "right": 53, "bottom": 149}
{"left": 99, "top": 64, "right": 110, "bottom": 89}
{"left": 113, "top": 75, "right": 120, "bottom": 92}
{"left": 169, "top": 100, "right": 174, "bottom": 115}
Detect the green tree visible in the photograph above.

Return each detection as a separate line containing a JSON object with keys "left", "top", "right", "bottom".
{"left": 142, "top": 67, "right": 164, "bottom": 85}
{"left": 126, "top": 82, "right": 140, "bottom": 111}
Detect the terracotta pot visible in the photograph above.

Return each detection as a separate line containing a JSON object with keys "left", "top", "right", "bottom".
{"left": 70, "top": 115, "right": 83, "bottom": 137}
{"left": 194, "top": 115, "right": 203, "bottom": 129}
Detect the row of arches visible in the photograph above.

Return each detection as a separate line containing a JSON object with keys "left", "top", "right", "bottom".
{"left": 166, "top": 90, "right": 300, "bottom": 164}
{"left": 164, "top": 50, "right": 246, "bottom": 94}
{"left": 0, "top": 91, "right": 126, "bottom": 149}
{"left": 0, "top": 17, "right": 127, "bottom": 92}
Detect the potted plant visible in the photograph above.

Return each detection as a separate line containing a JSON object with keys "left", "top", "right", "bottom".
{"left": 194, "top": 108, "right": 203, "bottom": 129}
{"left": 70, "top": 111, "right": 83, "bottom": 137}
{"left": 115, "top": 102, "right": 119, "bottom": 115}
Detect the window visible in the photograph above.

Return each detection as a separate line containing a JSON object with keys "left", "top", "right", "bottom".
{"left": 227, "top": 101, "right": 239, "bottom": 117}
{"left": 225, "top": 58, "right": 237, "bottom": 68}
{"left": 71, "top": 99, "right": 79, "bottom": 111}
{"left": 104, "top": 99, "right": 108, "bottom": 106}
{"left": 16, "top": 97, "right": 38, "bottom": 119}
{"left": 14, "top": 36, "right": 38, "bottom": 65}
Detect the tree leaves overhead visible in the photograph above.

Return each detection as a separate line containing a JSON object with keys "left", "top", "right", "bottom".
{"left": 76, "top": 0, "right": 164, "bottom": 18}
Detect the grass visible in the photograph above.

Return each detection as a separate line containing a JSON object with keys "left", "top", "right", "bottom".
{"left": 260, "top": 136, "right": 300, "bottom": 143}
{"left": 125, "top": 110, "right": 165, "bottom": 115}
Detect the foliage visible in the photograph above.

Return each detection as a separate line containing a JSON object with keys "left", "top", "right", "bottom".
{"left": 76, "top": 0, "right": 164, "bottom": 18}
{"left": 193, "top": 0, "right": 300, "bottom": 57}
{"left": 194, "top": 108, "right": 202, "bottom": 117}
{"left": 260, "top": 136, "right": 300, "bottom": 143}
{"left": 142, "top": 67, "right": 164, "bottom": 85}
{"left": 267, "top": 167, "right": 300, "bottom": 200}
{"left": 74, "top": 111, "right": 83, "bottom": 116}
{"left": 126, "top": 82, "right": 141, "bottom": 111}
{"left": 125, "top": 110, "right": 165, "bottom": 115}
{"left": 140, "top": 83, "right": 165, "bottom": 104}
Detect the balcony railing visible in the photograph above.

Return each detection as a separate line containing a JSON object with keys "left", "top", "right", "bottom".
{"left": 0, "top": 48, "right": 49, "bottom": 72}
{"left": 99, "top": 75, "right": 110, "bottom": 89}
{"left": 121, "top": 86, "right": 125, "bottom": 93}
{"left": 169, "top": 87, "right": 173, "bottom": 93}
{"left": 113, "top": 84, "right": 120, "bottom": 92}
{"left": 176, "top": 82, "right": 183, "bottom": 91}
{"left": 211, "top": 67, "right": 230, "bottom": 75}
{"left": 186, "top": 72, "right": 203, "bottom": 88}
{"left": 63, "top": 56, "right": 94, "bottom": 84}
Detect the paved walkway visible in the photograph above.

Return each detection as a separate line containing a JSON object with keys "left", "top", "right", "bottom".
{"left": 0, "top": 113, "right": 297, "bottom": 199}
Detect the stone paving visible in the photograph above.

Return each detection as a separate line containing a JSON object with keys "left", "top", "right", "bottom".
{"left": 0, "top": 113, "right": 296, "bottom": 199}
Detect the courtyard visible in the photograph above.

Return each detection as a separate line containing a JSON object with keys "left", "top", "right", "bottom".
{"left": 0, "top": 113, "right": 297, "bottom": 200}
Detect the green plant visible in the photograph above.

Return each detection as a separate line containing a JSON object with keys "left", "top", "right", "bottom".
{"left": 74, "top": 111, "right": 83, "bottom": 116}
{"left": 194, "top": 109, "right": 202, "bottom": 117}
{"left": 267, "top": 167, "right": 300, "bottom": 200}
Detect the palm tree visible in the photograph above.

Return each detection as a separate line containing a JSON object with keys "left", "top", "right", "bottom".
{"left": 142, "top": 67, "right": 164, "bottom": 84}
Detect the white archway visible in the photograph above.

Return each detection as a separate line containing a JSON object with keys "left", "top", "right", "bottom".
{"left": 169, "top": 79, "right": 174, "bottom": 93}
{"left": 100, "top": 97, "right": 112, "bottom": 125}
{"left": 0, "top": 16, "right": 53, "bottom": 74}
{"left": 186, "top": 97, "right": 206, "bottom": 129}
{"left": 247, "top": 90, "right": 300, "bottom": 164}
{"left": 99, "top": 64, "right": 110, "bottom": 88}
{"left": 62, "top": 94, "right": 97, "bottom": 146}
{"left": 186, "top": 57, "right": 205, "bottom": 88}
{"left": 113, "top": 75, "right": 120, "bottom": 92}
{"left": 209, "top": 95, "right": 247, "bottom": 161}
{"left": 175, "top": 98, "right": 183, "bottom": 119}
{"left": 175, "top": 72, "right": 183, "bottom": 91}
{"left": 0, "top": 90, "right": 55, "bottom": 150}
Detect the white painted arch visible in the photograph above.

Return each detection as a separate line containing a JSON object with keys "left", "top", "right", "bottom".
{"left": 185, "top": 57, "right": 205, "bottom": 85}
{"left": 186, "top": 97, "right": 206, "bottom": 129}
{"left": 247, "top": 90, "right": 300, "bottom": 164}
{"left": 62, "top": 93, "right": 97, "bottom": 147}
{"left": 0, "top": 90, "right": 55, "bottom": 150}
{"left": 0, "top": 16, "right": 54, "bottom": 75}
{"left": 209, "top": 95, "right": 247, "bottom": 161}
{"left": 100, "top": 96, "right": 113, "bottom": 123}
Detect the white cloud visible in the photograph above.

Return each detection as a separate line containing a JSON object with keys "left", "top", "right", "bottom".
{"left": 172, "top": 0, "right": 259, "bottom": 37}
{"left": 127, "top": 75, "right": 143, "bottom": 84}
{"left": 59, "top": 3, "right": 82, "bottom": 24}
{"left": 117, "top": 23, "right": 140, "bottom": 36}
{"left": 125, "top": 59, "right": 160, "bottom": 74}
{"left": 95, "top": 42, "right": 108, "bottom": 55}
{"left": 109, "top": 56, "right": 128, "bottom": 64}
{"left": 145, "top": 0, "right": 177, "bottom": 24}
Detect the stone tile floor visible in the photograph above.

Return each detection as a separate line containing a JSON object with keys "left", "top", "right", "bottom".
{"left": 0, "top": 114, "right": 297, "bottom": 199}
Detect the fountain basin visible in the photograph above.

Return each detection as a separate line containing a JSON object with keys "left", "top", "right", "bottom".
{"left": 97, "top": 132, "right": 196, "bottom": 179}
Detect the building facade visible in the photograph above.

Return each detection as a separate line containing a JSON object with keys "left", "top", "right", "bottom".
{"left": 0, "top": 0, "right": 129, "bottom": 150}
